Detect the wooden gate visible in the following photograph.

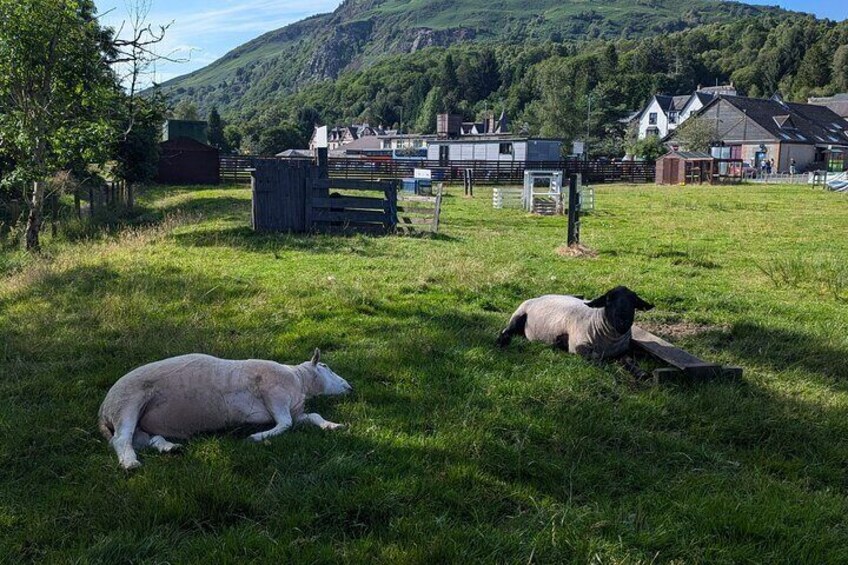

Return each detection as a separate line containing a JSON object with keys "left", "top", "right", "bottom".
{"left": 251, "top": 159, "right": 318, "bottom": 232}
{"left": 310, "top": 178, "right": 398, "bottom": 235}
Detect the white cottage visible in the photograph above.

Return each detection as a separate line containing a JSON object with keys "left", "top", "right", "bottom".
{"left": 634, "top": 85, "right": 738, "bottom": 139}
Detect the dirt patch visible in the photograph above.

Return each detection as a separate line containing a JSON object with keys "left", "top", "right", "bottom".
{"left": 556, "top": 244, "right": 598, "bottom": 258}
{"left": 638, "top": 320, "right": 728, "bottom": 341}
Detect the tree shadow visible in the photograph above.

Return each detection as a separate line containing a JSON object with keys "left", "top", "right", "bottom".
{"left": 3, "top": 259, "right": 848, "bottom": 561}
{"left": 688, "top": 321, "right": 848, "bottom": 385}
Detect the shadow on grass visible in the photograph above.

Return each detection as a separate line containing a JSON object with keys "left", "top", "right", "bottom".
{"left": 700, "top": 321, "right": 848, "bottom": 383}
{"left": 2, "top": 257, "right": 848, "bottom": 561}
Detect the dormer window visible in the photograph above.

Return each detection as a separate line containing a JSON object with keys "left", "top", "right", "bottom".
{"left": 773, "top": 115, "right": 797, "bottom": 130}
{"left": 669, "top": 112, "right": 678, "bottom": 124}
{"left": 649, "top": 112, "right": 658, "bottom": 125}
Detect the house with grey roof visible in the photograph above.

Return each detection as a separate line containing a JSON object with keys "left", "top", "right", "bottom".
{"left": 666, "top": 95, "right": 848, "bottom": 173}
{"left": 633, "top": 84, "right": 738, "bottom": 140}
{"left": 308, "top": 123, "right": 393, "bottom": 152}
{"left": 808, "top": 94, "right": 848, "bottom": 120}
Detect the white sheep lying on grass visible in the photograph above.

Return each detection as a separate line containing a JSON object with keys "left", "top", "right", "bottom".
{"left": 98, "top": 349, "right": 352, "bottom": 470}
{"left": 497, "top": 286, "right": 654, "bottom": 359}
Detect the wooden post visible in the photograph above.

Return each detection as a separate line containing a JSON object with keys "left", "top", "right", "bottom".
{"left": 316, "top": 148, "right": 328, "bottom": 179}
{"left": 567, "top": 174, "right": 580, "bottom": 246}
{"left": 432, "top": 184, "right": 443, "bottom": 234}
{"left": 74, "top": 188, "right": 81, "bottom": 219}
{"left": 385, "top": 180, "right": 398, "bottom": 234}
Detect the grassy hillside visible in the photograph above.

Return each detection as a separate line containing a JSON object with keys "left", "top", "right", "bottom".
{"left": 157, "top": 0, "right": 787, "bottom": 115}
{"left": 2, "top": 183, "right": 848, "bottom": 561}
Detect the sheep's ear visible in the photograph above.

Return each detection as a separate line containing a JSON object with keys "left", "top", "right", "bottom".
{"left": 586, "top": 293, "right": 608, "bottom": 308}
{"left": 636, "top": 297, "right": 655, "bottom": 311}
{"left": 311, "top": 348, "right": 321, "bottom": 365}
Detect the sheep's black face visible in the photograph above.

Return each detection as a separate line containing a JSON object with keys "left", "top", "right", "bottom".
{"left": 587, "top": 286, "right": 654, "bottom": 334}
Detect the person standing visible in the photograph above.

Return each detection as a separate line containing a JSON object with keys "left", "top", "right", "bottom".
{"left": 790, "top": 158, "right": 797, "bottom": 175}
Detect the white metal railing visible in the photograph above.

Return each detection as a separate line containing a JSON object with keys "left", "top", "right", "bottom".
{"left": 743, "top": 171, "right": 814, "bottom": 184}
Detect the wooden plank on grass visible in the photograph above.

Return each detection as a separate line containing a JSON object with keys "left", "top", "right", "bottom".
{"left": 313, "top": 197, "right": 386, "bottom": 209}
{"left": 398, "top": 217, "right": 436, "bottom": 225}
{"left": 398, "top": 195, "right": 438, "bottom": 203}
{"left": 313, "top": 209, "right": 388, "bottom": 223}
{"left": 631, "top": 326, "right": 723, "bottom": 379}
{"left": 318, "top": 224, "right": 388, "bottom": 236}
{"left": 397, "top": 205, "right": 436, "bottom": 214}
{"left": 313, "top": 178, "right": 392, "bottom": 191}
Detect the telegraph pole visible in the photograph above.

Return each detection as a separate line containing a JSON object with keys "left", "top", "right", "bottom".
{"left": 586, "top": 93, "right": 593, "bottom": 160}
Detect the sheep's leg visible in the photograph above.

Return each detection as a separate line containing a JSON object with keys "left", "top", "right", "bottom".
{"left": 149, "top": 435, "right": 182, "bottom": 453}
{"left": 296, "top": 413, "right": 345, "bottom": 431}
{"left": 111, "top": 419, "right": 142, "bottom": 470}
{"left": 132, "top": 429, "right": 151, "bottom": 450}
{"left": 249, "top": 394, "right": 293, "bottom": 442}
{"left": 132, "top": 429, "right": 181, "bottom": 452}
{"left": 497, "top": 312, "right": 527, "bottom": 348}
{"left": 574, "top": 344, "right": 595, "bottom": 358}
{"left": 554, "top": 333, "right": 570, "bottom": 351}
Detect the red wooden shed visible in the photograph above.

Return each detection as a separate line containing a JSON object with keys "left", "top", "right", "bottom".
{"left": 656, "top": 151, "right": 715, "bottom": 185}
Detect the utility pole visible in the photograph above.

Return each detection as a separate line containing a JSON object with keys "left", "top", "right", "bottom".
{"left": 585, "top": 94, "right": 593, "bottom": 160}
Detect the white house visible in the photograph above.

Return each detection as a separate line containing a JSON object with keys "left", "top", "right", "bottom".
{"left": 634, "top": 84, "right": 738, "bottom": 139}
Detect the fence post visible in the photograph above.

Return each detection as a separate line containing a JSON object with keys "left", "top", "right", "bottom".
{"left": 567, "top": 174, "right": 580, "bottom": 246}
{"left": 385, "top": 180, "right": 398, "bottom": 234}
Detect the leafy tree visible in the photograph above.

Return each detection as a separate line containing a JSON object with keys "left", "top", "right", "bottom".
{"left": 113, "top": 96, "right": 167, "bottom": 207}
{"left": 296, "top": 106, "right": 322, "bottom": 139}
{"left": 795, "top": 42, "right": 831, "bottom": 92}
{"left": 415, "top": 87, "right": 443, "bottom": 134}
{"left": 246, "top": 122, "right": 305, "bottom": 156}
{"left": 439, "top": 53, "right": 459, "bottom": 113}
{"left": 224, "top": 125, "right": 243, "bottom": 154}
{"left": 173, "top": 99, "right": 200, "bottom": 121}
{"left": 673, "top": 116, "right": 715, "bottom": 153}
{"left": 0, "top": 0, "right": 117, "bottom": 250}
{"left": 833, "top": 45, "right": 848, "bottom": 91}
{"left": 207, "top": 106, "right": 228, "bottom": 151}
{"left": 457, "top": 49, "right": 500, "bottom": 102}
{"left": 631, "top": 135, "right": 667, "bottom": 162}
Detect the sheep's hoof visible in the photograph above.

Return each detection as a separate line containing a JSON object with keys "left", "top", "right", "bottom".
{"left": 122, "top": 460, "right": 142, "bottom": 471}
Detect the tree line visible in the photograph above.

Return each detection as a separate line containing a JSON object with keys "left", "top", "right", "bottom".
{"left": 208, "top": 13, "right": 848, "bottom": 158}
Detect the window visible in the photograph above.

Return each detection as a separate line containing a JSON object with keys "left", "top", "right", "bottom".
{"left": 649, "top": 112, "right": 658, "bottom": 125}
{"left": 499, "top": 143, "right": 514, "bottom": 155}
{"left": 668, "top": 112, "right": 678, "bottom": 124}
{"left": 646, "top": 127, "right": 660, "bottom": 137}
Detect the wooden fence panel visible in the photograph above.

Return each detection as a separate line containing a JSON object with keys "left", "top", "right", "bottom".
{"left": 251, "top": 159, "right": 315, "bottom": 232}
{"left": 311, "top": 178, "right": 398, "bottom": 235}
{"left": 225, "top": 156, "right": 655, "bottom": 186}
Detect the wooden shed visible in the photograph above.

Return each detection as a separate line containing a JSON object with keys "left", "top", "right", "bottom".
{"left": 656, "top": 151, "right": 715, "bottom": 185}
{"left": 157, "top": 137, "right": 220, "bottom": 185}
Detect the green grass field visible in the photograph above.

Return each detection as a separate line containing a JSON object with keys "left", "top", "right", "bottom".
{"left": 1, "top": 183, "right": 847, "bottom": 563}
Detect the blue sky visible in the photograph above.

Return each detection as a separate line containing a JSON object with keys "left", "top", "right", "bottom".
{"left": 96, "top": 0, "right": 846, "bottom": 84}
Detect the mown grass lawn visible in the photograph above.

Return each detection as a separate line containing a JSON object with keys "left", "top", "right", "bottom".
{"left": 1, "top": 182, "right": 847, "bottom": 563}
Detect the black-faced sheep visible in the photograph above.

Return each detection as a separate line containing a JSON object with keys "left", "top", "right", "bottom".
{"left": 497, "top": 286, "right": 654, "bottom": 359}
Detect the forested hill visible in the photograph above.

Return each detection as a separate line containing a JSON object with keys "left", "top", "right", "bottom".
{"left": 158, "top": 0, "right": 787, "bottom": 116}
